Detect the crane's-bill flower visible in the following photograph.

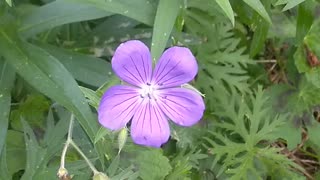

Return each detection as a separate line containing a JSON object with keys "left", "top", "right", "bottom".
{"left": 98, "top": 40, "right": 205, "bottom": 147}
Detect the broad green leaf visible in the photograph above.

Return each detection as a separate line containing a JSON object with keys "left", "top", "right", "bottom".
{"left": 0, "top": 28, "right": 98, "bottom": 143}
{"left": 295, "top": 20, "right": 320, "bottom": 87}
{"left": 136, "top": 149, "right": 172, "bottom": 180}
{"left": 273, "top": 121, "right": 301, "bottom": 150}
{"left": 0, "top": 59, "right": 15, "bottom": 156}
{"left": 19, "top": 0, "right": 113, "bottom": 37}
{"left": 68, "top": 0, "right": 157, "bottom": 26}
{"left": 151, "top": 0, "right": 182, "bottom": 61}
{"left": 40, "top": 43, "right": 113, "bottom": 87}
{"left": 242, "top": 0, "right": 272, "bottom": 24}
{"left": 296, "top": 0, "right": 314, "bottom": 43}
{"left": 308, "top": 122, "right": 320, "bottom": 148}
{"left": 215, "top": 0, "right": 235, "bottom": 26}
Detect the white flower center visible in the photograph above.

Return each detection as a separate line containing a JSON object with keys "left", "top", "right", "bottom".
{"left": 140, "top": 83, "right": 158, "bottom": 100}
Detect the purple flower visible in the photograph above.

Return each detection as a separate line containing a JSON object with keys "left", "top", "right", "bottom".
{"left": 98, "top": 40, "right": 205, "bottom": 147}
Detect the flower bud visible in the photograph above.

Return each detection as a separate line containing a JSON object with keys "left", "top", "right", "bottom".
{"left": 92, "top": 172, "right": 109, "bottom": 180}
{"left": 118, "top": 127, "right": 128, "bottom": 154}
{"left": 57, "top": 167, "right": 71, "bottom": 180}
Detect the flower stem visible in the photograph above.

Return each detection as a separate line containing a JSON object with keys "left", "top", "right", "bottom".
{"left": 59, "top": 114, "right": 74, "bottom": 170}
{"left": 70, "top": 140, "right": 99, "bottom": 175}
{"left": 58, "top": 114, "right": 99, "bottom": 177}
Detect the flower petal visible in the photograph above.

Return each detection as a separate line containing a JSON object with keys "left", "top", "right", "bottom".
{"left": 130, "top": 101, "right": 170, "bottom": 147}
{"left": 112, "top": 40, "right": 152, "bottom": 87}
{"left": 157, "top": 88, "right": 205, "bottom": 126}
{"left": 152, "top": 47, "right": 198, "bottom": 88}
{"left": 98, "top": 85, "right": 141, "bottom": 130}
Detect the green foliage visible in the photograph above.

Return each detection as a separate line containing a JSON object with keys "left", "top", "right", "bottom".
{"left": 1, "top": 0, "right": 320, "bottom": 179}
{"left": 0, "top": 59, "right": 15, "bottom": 156}
{"left": 203, "top": 86, "right": 303, "bottom": 179}
{"left": 151, "top": 0, "right": 182, "bottom": 61}
{"left": 135, "top": 149, "right": 172, "bottom": 180}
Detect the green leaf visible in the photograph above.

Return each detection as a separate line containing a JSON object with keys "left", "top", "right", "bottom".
{"left": 10, "top": 94, "right": 50, "bottom": 131}
{"left": 136, "top": 149, "right": 172, "bottom": 180}
{"left": 296, "top": 0, "right": 314, "bottom": 43}
{"left": 151, "top": 0, "right": 182, "bottom": 61}
{"left": 0, "top": 28, "right": 98, "bottom": 143}
{"left": 6, "top": 130, "right": 26, "bottom": 177}
{"left": 19, "top": 0, "right": 113, "bottom": 37}
{"left": 249, "top": 1, "right": 270, "bottom": 57}
{"left": 69, "top": 0, "right": 157, "bottom": 26}
{"left": 20, "top": 120, "right": 46, "bottom": 180}
{"left": 275, "top": 0, "right": 305, "bottom": 11}
{"left": 80, "top": 86, "right": 101, "bottom": 109}
{"left": 5, "top": 0, "right": 12, "bottom": 7}
{"left": 40, "top": 43, "right": 113, "bottom": 87}
{"left": 215, "top": 0, "right": 234, "bottom": 26}
{"left": 0, "top": 145, "right": 9, "bottom": 179}
{"left": 308, "top": 122, "right": 320, "bottom": 148}
{"left": 273, "top": 121, "right": 301, "bottom": 150}
{"left": 242, "top": 0, "right": 271, "bottom": 24}
{"left": 0, "top": 59, "right": 15, "bottom": 156}
{"left": 295, "top": 20, "right": 320, "bottom": 87}
{"left": 203, "top": 86, "right": 299, "bottom": 179}
{"left": 107, "top": 154, "right": 120, "bottom": 177}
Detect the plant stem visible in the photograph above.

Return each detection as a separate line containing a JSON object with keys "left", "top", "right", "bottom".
{"left": 59, "top": 114, "right": 74, "bottom": 169}
{"left": 58, "top": 114, "right": 99, "bottom": 176}
{"left": 70, "top": 140, "right": 99, "bottom": 175}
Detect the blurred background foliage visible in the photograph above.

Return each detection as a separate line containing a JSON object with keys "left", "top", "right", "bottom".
{"left": 1, "top": 0, "right": 320, "bottom": 179}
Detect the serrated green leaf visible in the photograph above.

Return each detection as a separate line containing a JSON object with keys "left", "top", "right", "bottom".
{"left": 151, "top": 0, "right": 182, "bottom": 61}
{"left": 0, "top": 28, "right": 98, "bottom": 144}
{"left": 215, "top": 0, "right": 234, "bottom": 26}
{"left": 0, "top": 59, "right": 15, "bottom": 156}
{"left": 136, "top": 149, "right": 172, "bottom": 180}
{"left": 19, "top": 0, "right": 113, "bottom": 37}
{"left": 69, "top": 0, "right": 156, "bottom": 26}
{"left": 242, "top": 0, "right": 272, "bottom": 24}
{"left": 203, "top": 86, "right": 298, "bottom": 179}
